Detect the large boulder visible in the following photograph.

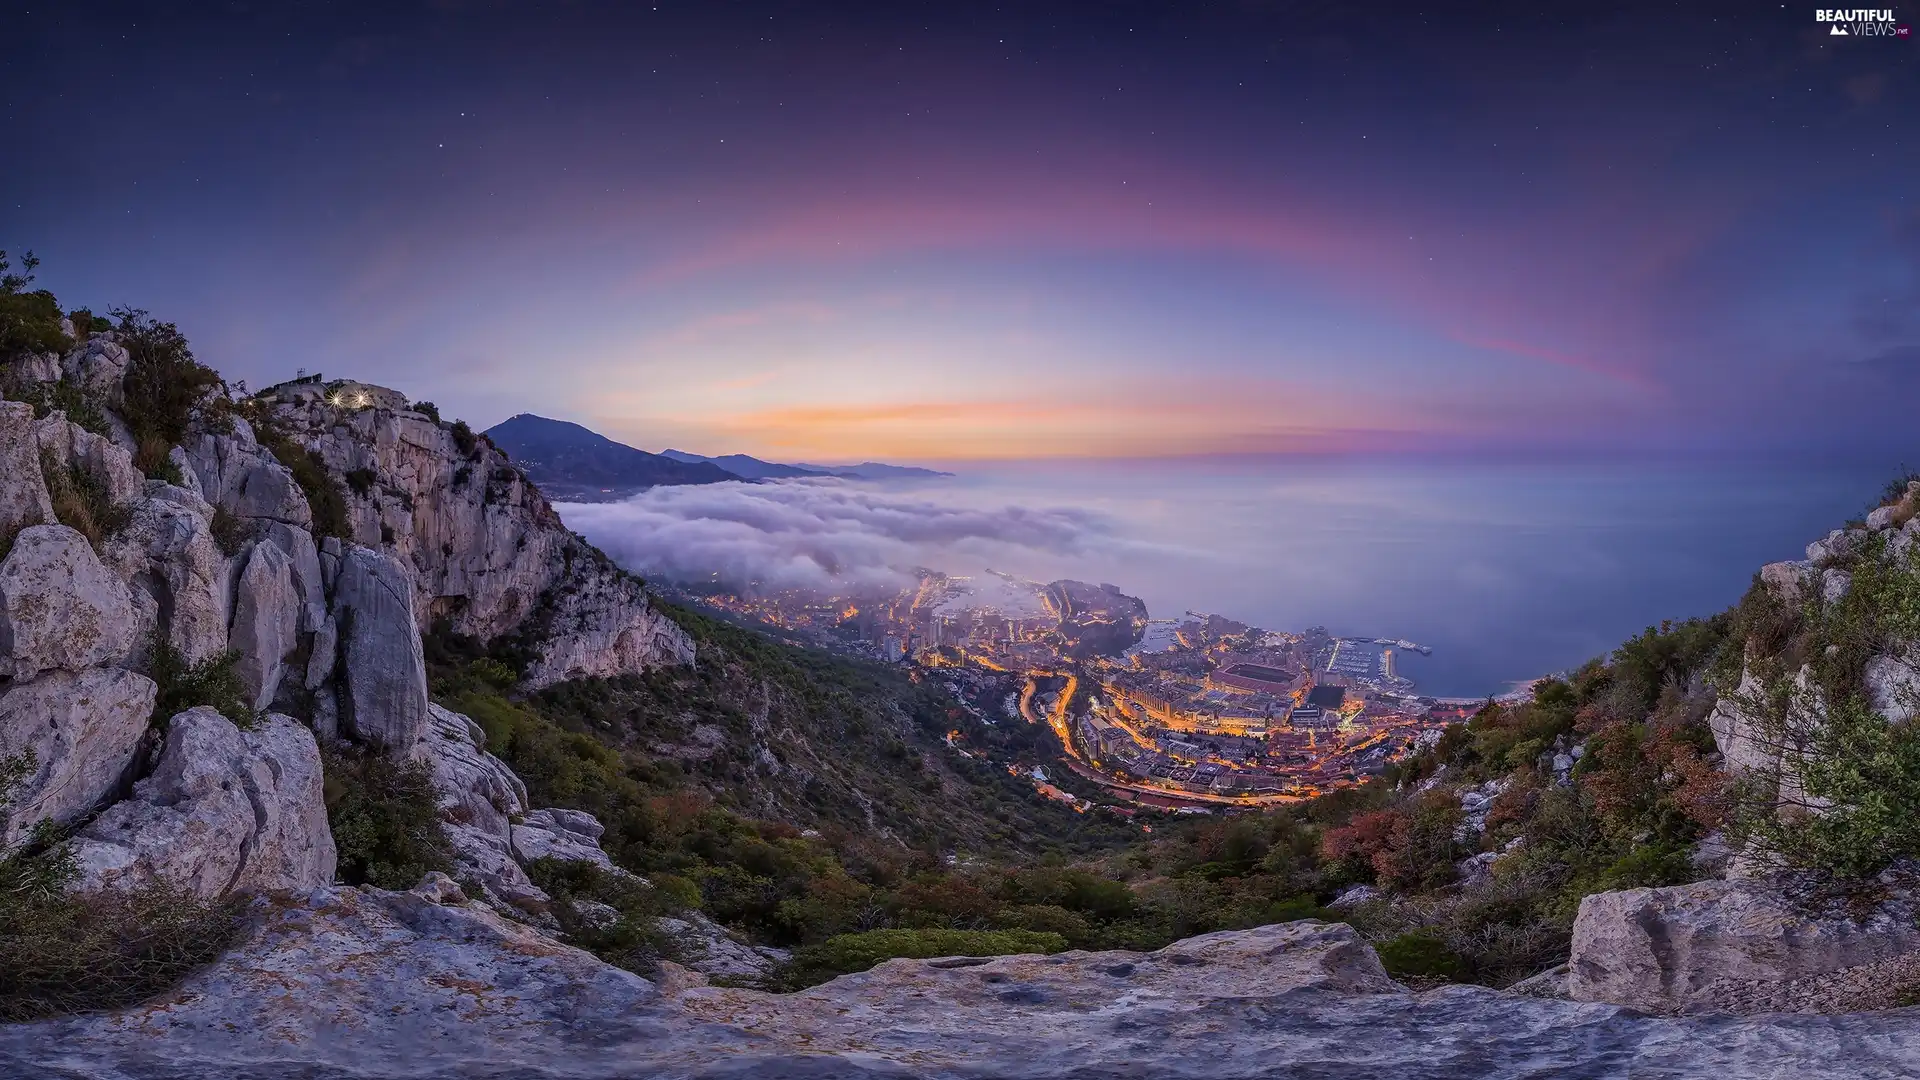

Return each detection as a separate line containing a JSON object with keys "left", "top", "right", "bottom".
{"left": 655, "top": 910, "right": 787, "bottom": 983}
{"left": 0, "top": 667, "right": 156, "bottom": 848}
{"left": 0, "top": 524, "right": 135, "bottom": 680}
{"left": 414, "top": 703, "right": 543, "bottom": 909}
{"left": 332, "top": 545, "right": 428, "bottom": 753}
{"left": 101, "top": 494, "right": 229, "bottom": 667}
{"left": 228, "top": 538, "right": 300, "bottom": 712}
{"left": 1569, "top": 872, "right": 1920, "bottom": 1014}
{"left": 522, "top": 570, "right": 697, "bottom": 687}
{"left": 184, "top": 423, "right": 312, "bottom": 527}
{"left": 69, "top": 709, "right": 335, "bottom": 898}
{"left": 0, "top": 400, "right": 54, "bottom": 538}
{"left": 513, "top": 807, "right": 617, "bottom": 871}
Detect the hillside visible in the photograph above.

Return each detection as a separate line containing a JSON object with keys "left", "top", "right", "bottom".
{"left": 661, "top": 449, "right": 822, "bottom": 480}
{"left": 484, "top": 413, "right": 740, "bottom": 499}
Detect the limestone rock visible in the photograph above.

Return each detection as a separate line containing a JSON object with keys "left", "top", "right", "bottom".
{"left": 414, "top": 702, "right": 538, "bottom": 905}
{"left": 1758, "top": 559, "right": 1813, "bottom": 604}
{"left": 0, "top": 401, "right": 54, "bottom": 539}
{"left": 1568, "top": 871, "right": 1920, "bottom": 1014}
{"left": 1865, "top": 648, "right": 1920, "bottom": 724}
{"left": 168, "top": 445, "right": 204, "bottom": 499}
{"left": 102, "top": 494, "right": 229, "bottom": 666}
{"left": 513, "top": 807, "right": 616, "bottom": 870}
{"left": 60, "top": 336, "right": 130, "bottom": 407}
{"left": 332, "top": 545, "right": 428, "bottom": 753}
{"left": 4, "top": 912, "right": 1920, "bottom": 1078}
{"left": 69, "top": 709, "right": 335, "bottom": 898}
{"left": 1805, "top": 528, "right": 1868, "bottom": 566}
{"left": 185, "top": 427, "right": 312, "bottom": 527}
{"left": 0, "top": 668, "right": 156, "bottom": 848}
{"left": 656, "top": 910, "right": 787, "bottom": 982}
{"left": 261, "top": 520, "right": 325, "bottom": 627}
{"left": 229, "top": 538, "right": 300, "bottom": 711}
{"left": 35, "top": 414, "right": 144, "bottom": 507}
{"left": 1820, "top": 568, "right": 1851, "bottom": 605}
{"left": 0, "top": 524, "right": 135, "bottom": 679}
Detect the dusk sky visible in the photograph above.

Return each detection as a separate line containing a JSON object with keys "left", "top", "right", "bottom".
{"left": 5, "top": 2, "right": 1917, "bottom": 463}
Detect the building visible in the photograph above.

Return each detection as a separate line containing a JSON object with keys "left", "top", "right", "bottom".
{"left": 1208, "top": 663, "right": 1297, "bottom": 695}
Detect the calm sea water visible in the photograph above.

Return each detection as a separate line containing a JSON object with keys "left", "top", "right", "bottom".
{"left": 877, "top": 457, "right": 1892, "bottom": 698}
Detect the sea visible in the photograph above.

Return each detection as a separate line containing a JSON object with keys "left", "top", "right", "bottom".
{"left": 846, "top": 456, "right": 1895, "bottom": 699}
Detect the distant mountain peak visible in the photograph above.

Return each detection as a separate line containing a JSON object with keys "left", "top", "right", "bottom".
{"left": 483, "top": 414, "right": 742, "bottom": 499}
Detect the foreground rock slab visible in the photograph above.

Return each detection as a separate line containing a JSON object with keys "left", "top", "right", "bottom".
{"left": 5, "top": 906, "right": 1920, "bottom": 1080}
{"left": 1570, "top": 872, "right": 1920, "bottom": 1014}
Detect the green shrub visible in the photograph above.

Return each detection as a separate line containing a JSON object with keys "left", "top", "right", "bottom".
{"left": 209, "top": 507, "right": 250, "bottom": 556}
{"left": 134, "top": 436, "right": 183, "bottom": 484}
{"left": 410, "top": 401, "right": 440, "bottom": 422}
{"left": 112, "top": 307, "right": 223, "bottom": 450}
{"left": 526, "top": 858, "right": 681, "bottom": 976}
{"left": 343, "top": 467, "right": 377, "bottom": 496}
{"left": 780, "top": 927, "right": 1066, "bottom": 988}
{"left": 323, "top": 748, "right": 451, "bottom": 889}
{"left": 0, "top": 251, "right": 71, "bottom": 358}
{"left": 0, "top": 841, "right": 242, "bottom": 1021}
{"left": 149, "top": 637, "right": 254, "bottom": 728}
{"left": 255, "top": 425, "right": 350, "bottom": 540}
{"left": 19, "top": 380, "right": 108, "bottom": 436}
{"left": 450, "top": 420, "right": 479, "bottom": 457}
{"left": 1375, "top": 930, "right": 1471, "bottom": 983}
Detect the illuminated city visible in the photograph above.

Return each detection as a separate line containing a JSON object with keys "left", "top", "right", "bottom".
{"left": 671, "top": 571, "right": 1474, "bottom": 811}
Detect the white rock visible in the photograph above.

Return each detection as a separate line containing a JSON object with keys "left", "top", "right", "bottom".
{"left": 261, "top": 520, "right": 325, "bottom": 626}
{"left": 1758, "top": 560, "right": 1812, "bottom": 604}
{"left": 514, "top": 807, "right": 617, "bottom": 871}
{"left": 101, "top": 495, "right": 229, "bottom": 666}
{"left": 229, "top": 538, "right": 300, "bottom": 711}
{"left": 1865, "top": 648, "right": 1920, "bottom": 724}
{"left": 167, "top": 445, "right": 204, "bottom": 499}
{"left": 69, "top": 709, "right": 335, "bottom": 898}
{"left": 655, "top": 910, "right": 785, "bottom": 982}
{"left": 60, "top": 336, "right": 130, "bottom": 407}
{"left": 1569, "top": 871, "right": 1920, "bottom": 1014}
{"left": 185, "top": 429, "right": 312, "bottom": 526}
{"left": 0, "top": 401, "right": 54, "bottom": 538}
{"left": 1820, "top": 568, "right": 1851, "bottom": 605}
{"left": 0, "top": 667, "right": 156, "bottom": 848}
{"left": 0, "top": 524, "right": 135, "bottom": 679}
{"left": 332, "top": 545, "right": 428, "bottom": 753}
{"left": 1867, "top": 504, "right": 1899, "bottom": 530}
{"left": 35, "top": 414, "right": 144, "bottom": 507}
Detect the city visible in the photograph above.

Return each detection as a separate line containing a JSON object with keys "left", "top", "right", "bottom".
{"left": 671, "top": 571, "right": 1476, "bottom": 812}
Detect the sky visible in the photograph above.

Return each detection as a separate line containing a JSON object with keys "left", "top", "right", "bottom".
{"left": 4, "top": 1, "right": 1918, "bottom": 465}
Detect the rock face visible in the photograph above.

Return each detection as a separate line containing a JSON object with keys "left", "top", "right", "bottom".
{"left": 258, "top": 385, "right": 693, "bottom": 687}
{"left": 185, "top": 420, "right": 312, "bottom": 528}
{"left": 0, "top": 401, "right": 53, "bottom": 537}
{"left": 331, "top": 545, "right": 428, "bottom": 753}
{"left": 5, "top": 910, "right": 1920, "bottom": 1080}
{"left": 69, "top": 709, "right": 335, "bottom": 898}
{"left": 512, "top": 807, "right": 616, "bottom": 870}
{"left": 415, "top": 702, "right": 540, "bottom": 906}
{"left": 228, "top": 538, "right": 300, "bottom": 711}
{"left": 0, "top": 667, "right": 156, "bottom": 848}
{"left": 1568, "top": 872, "right": 1920, "bottom": 1014}
{"left": 0, "top": 524, "right": 135, "bottom": 680}
{"left": 103, "top": 492, "right": 229, "bottom": 666}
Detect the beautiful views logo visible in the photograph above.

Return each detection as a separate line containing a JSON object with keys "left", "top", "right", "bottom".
{"left": 1815, "top": 8, "right": 1910, "bottom": 35}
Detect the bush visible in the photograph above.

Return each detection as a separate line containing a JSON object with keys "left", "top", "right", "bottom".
{"left": 450, "top": 420, "right": 479, "bottom": 458}
{"left": 209, "top": 506, "right": 251, "bottom": 556}
{"left": 1375, "top": 931, "right": 1471, "bottom": 983}
{"left": 779, "top": 927, "right": 1067, "bottom": 989}
{"left": 409, "top": 401, "right": 440, "bottom": 422}
{"left": 112, "top": 307, "right": 223, "bottom": 450}
{"left": 343, "top": 467, "right": 377, "bottom": 496}
{"left": 526, "top": 859, "right": 681, "bottom": 976}
{"left": 0, "top": 842, "right": 242, "bottom": 1021}
{"left": 134, "top": 436, "right": 183, "bottom": 485}
{"left": 0, "top": 250, "right": 71, "bottom": 358}
{"left": 148, "top": 637, "right": 254, "bottom": 728}
{"left": 41, "top": 450, "right": 130, "bottom": 551}
{"left": 323, "top": 748, "right": 452, "bottom": 889}
{"left": 255, "top": 425, "right": 350, "bottom": 540}
{"left": 19, "top": 379, "right": 108, "bottom": 437}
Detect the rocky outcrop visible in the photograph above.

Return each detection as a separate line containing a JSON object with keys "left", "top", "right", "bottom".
{"left": 0, "top": 667, "right": 156, "bottom": 848}
{"left": 68, "top": 709, "right": 335, "bottom": 898}
{"left": 228, "top": 538, "right": 300, "bottom": 711}
{"left": 184, "top": 418, "right": 312, "bottom": 527}
{"left": 656, "top": 910, "right": 788, "bottom": 982}
{"left": 332, "top": 545, "right": 428, "bottom": 753}
{"left": 5, "top": 909, "right": 1919, "bottom": 1079}
{"left": 512, "top": 807, "right": 617, "bottom": 870}
{"left": 415, "top": 702, "right": 542, "bottom": 909}
{"left": 37, "top": 412, "right": 144, "bottom": 506}
{"left": 102, "top": 490, "right": 229, "bottom": 666}
{"left": 0, "top": 401, "right": 53, "bottom": 538}
{"left": 257, "top": 384, "right": 692, "bottom": 687}
{"left": 60, "top": 335, "right": 130, "bottom": 408}
{"left": 1568, "top": 871, "right": 1920, "bottom": 1014}
{"left": 0, "top": 524, "right": 135, "bottom": 679}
